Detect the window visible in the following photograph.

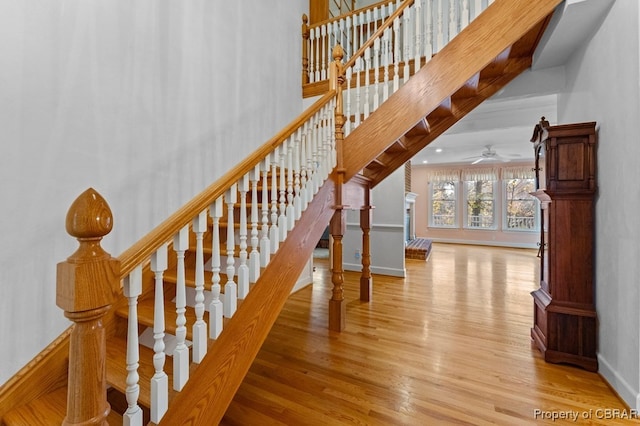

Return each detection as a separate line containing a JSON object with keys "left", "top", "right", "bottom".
{"left": 503, "top": 167, "right": 538, "bottom": 231}
{"left": 431, "top": 181, "right": 457, "bottom": 227}
{"left": 463, "top": 168, "right": 497, "bottom": 229}
{"left": 429, "top": 170, "right": 459, "bottom": 228}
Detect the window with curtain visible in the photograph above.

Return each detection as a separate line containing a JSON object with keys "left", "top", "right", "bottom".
{"left": 502, "top": 166, "right": 538, "bottom": 231}
{"left": 463, "top": 168, "right": 498, "bottom": 229}
{"left": 428, "top": 170, "right": 459, "bottom": 228}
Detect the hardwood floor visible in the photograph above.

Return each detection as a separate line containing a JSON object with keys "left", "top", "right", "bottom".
{"left": 221, "top": 243, "right": 637, "bottom": 425}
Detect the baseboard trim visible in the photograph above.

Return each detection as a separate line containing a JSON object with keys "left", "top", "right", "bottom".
{"left": 428, "top": 238, "right": 538, "bottom": 249}
{"left": 344, "top": 262, "right": 405, "bottom": 277}
{"left": 597, "top": 353, "right": 640, "bottom": 410}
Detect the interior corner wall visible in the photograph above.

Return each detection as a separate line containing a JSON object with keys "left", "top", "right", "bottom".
{"left": 556, "top": 0, "right": 640, "bottom": 409}
{"left": 344, "top": 167, "right": 406, "bottom": 277}
{"left": 0, "top": 0, "right": 306, "bottom": 386}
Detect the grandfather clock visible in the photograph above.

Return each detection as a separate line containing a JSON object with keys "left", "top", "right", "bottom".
{"left": 529, "top": 118, "right": 598, "bottom": 371}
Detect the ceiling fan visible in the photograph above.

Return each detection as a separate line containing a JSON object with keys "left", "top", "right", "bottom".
{"left": 465, "top": 145, "right": 512, "bottom": 164}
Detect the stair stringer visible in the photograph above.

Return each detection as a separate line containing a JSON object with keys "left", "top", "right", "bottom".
{"left": 158, "top": 177, "right": 337, "bottom": 425}
{"left": 341, "top": 0, "right": 563, "bottom": 182}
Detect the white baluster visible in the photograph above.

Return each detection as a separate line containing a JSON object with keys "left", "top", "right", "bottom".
{"left": 345, "top": 66, "right": 352, "bottom": 135}
{"left": 382, "top": 27, "right": 390, "bottom": 102}
{"left": 373, "top": 37, "right": 380, "bottom": 111}
{"left": 150, "top": 244, "right": 168, "bottom": 424}
{"left": 461, "top": 0, "right": 470, "bottom": 29}
{"left": 449, "top": 0, "right": 457, "bottom": 41}
{"left": 172, "top": 226, "right": 189, "bottom": 391}
{"left": 310, "top": 113, "right": 320, "bottom": 195}
{"left": 321, "top": 24, "right": 327, "bottom": 80}
{"left": 329, "top": 100, "right": 337, "bottom": 169}
{"left": 270, "top": 147, "right": 280, "bottom": 253}
{"left": 352, "top": 13, "right": 359, "bottom": 54}
{"left": 306, "top": 118, "right": 316, "bottom": 201}
{"left": 415, "top": 0, "right": 423, "bottom": 72}
{"left": 345, "top": 15, "right": 352, "bottom": 58}
{"left": 365, "top": 9, "right": 372, "bottom": 41}
{"left": 309, "top": 27, "right": 316, "bottom": 83}
{"left": 353, "top": 58, "right": 362, "bottom": 129}
{"left": 278, "top": 140, "right": 288, "bottom": 241}
{"left": 286, "top": 136, "right": 295, "bottom": 230}
{"left": 314, "top": 27, "right": 321, "bottom": 82}
{"left": 293, "top": 129, "right": 302, "bottom": 220}
{"left": 300, "top": 125, "right": 309, "bottom": 210}
{"left": 359, "top": 11, "right": 365, "bottom": 53}
{"left": 364, "top": 46, "right": 371, "bottom": 119}
{"left": 260, "top": 155, "right": 271, "bottom": 266}
{"left": 250, "top": 164, "right": 261, "bottom": 283}
{"left": 192, "top": 211, "right": 207, "bottom": 363}
{"left": 403, "top": 5, "right": 411, "bottom": 82}
{"left": 425, "top": 0, "right": 433, "bottom": 59}
{"left": 473, "top": 0, "right": 482, "bottom": 20}
{"left": 393, "top": 14, "right": 400, "bottom": 93}
{"left": 209, "top": 198, "right": 224, "bottom": 339}
{"left": 123, "top": 266, "right": 143, "bottom": 426}
{"left": 237, "top": 174, "right": 249, "bottom": 299}
{"left": 437, "top": 0, "right": 444, "bottom": 52}
{"left": 224, "top": 185, "right": 238, "bottom": 318}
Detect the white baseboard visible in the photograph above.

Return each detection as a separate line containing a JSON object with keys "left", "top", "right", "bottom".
{"left": 429, "top": 238, "right": 538, "bottom": 249}
{"left": 344, "top": 262, "right": 405, "bottom": 277}
{"left": 598, "top": 353, "right": 640, "bottom": 409}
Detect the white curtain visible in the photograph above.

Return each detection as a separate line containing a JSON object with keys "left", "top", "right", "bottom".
{"left": 502, "top": 166, "right": 535, "bottom": 179}
{"left": 462, "top": 167, "right": 498, "bottom": 181}
{"left": 428, "top": 168, "right": 460, "bottom": 182}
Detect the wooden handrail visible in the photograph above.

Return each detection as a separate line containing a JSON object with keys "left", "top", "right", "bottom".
{"left": 342, "top": 0, "right": 414, "bottom": 72}
{"left": 118, "top": 90, "right": 336, "bottom": 277}
{"left": 308, "top": 0, "right": 399, "bottom": 29}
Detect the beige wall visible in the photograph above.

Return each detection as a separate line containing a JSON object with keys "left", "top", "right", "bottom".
{"left": 411, "top": 161, "right": 539, "bottom": 248}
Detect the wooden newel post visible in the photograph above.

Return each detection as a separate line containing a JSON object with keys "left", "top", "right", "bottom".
{"left": 56, "top": 188, "right": 120, "bottom": 426}
{"left": 330, "top": 44, "right": 345, "bottom": 170}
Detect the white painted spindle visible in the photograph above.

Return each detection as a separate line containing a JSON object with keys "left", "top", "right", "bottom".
{"left": 286, "top": 136, "right": 295, "bottom": 230}
{"left": 270, "top": 147, "right": 279, "bottom": 253}
{"left": 123, "top": 266, "right": 143, "bottom": 426}
{"left": 250, "top": 164, "right": 261, "bottom": 283}
{"left": 321, "top": 24, "right": 327, "bottom": 80}
{"left": 224, "top": 185, "right": 238, "bottom": 318}
{"left": 449, "top": 0, "right": 457, "bottom": 42}
{"left": 309, "top": 28, "right": 316, "bottom": 83}
{"left": 373, "top": 37, "right": 380, "bottom": 111}
{"left": 278, "top": 140, "right": 288, "bottom": 241}
{"left": 260, "top": 155, "right": 271, "bottom": 266}
{"left": 172, "top": 226, "right": 189, "bottom": 391}
{"left": 209, "top": 198, "right": 224, "bottom": 339}
{"left": 150, "top": 244, "right": 168, "bottom": 424}
{"left": 415, "top": 0, "right": 423, "bottom": 72}
{"left": 425, "top": 0, "right": 433, "bottom": 59}
{"left": 238, "top": 174, "right": 250, "bottom": 299}
{"left": 293, "top": 129, "right": 302, "bottom": 220}
{"left": 393, "top": 13, "right": 400, "bottom": 92}
{"left": 192, "top": 211, "right": 207, "bottom": 363}
{"left": 437, "top": 0, "right": 444, "bottom": 52}
{"left": 403, "top": 4, "right": 411, "bottom": 82}
{"left": 300, "top": 125, "right": 309, "bottom": 210}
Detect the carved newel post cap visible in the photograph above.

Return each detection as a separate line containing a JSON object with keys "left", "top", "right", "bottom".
{"left": 57, "top": 188, "right": 120, "bottom": 313}
{"left": 332, "top": 44, "right": 344, "bottom": 62}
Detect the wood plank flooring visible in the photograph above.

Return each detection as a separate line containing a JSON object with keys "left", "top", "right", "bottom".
{"left": 221, "top": 243, "right": 637, "bottom": 425}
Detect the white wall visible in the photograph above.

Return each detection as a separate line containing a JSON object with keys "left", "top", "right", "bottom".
{"left": 344, "top": 167, "right": 406, "bottom": 277}
{"left": 556, "top": 0, "right": 640, "bottom": 409}
{"left": 0, "top": 0, "right": 306, "bottom": 385}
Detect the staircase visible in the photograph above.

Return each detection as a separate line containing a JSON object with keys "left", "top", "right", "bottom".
{"left": 0, "top": 0, "right": 562, "bottom": 424}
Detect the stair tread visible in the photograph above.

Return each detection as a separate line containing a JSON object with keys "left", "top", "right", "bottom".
{"left": 115, "top": 296, "right": 200, "bottom": 341}
{"left": 106, "top": 335, "right": 177, "bottom": 409}
{"left": 3, "top": 385, "right": 122, "bottom": 425}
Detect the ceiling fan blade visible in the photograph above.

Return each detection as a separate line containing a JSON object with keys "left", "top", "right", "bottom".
{"left": 471, "top": 158, "right": 484, "bottom": 165}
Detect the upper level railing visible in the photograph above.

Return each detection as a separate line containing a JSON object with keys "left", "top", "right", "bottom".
{"left": 303, "top": 0, "right": 493, "bottom": 88}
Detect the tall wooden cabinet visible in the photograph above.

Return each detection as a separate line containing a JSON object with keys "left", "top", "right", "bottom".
{"left": 529, "top": 119, "right": 598, "bottom": 372}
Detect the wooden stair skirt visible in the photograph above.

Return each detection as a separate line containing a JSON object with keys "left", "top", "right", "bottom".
{"left": 405, "top": 238, "right": 432, "bottom": 261}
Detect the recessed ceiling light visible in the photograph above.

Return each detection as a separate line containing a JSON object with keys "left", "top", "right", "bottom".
{"left": 422, "top": 160, "right": 428, "bottom": 164}
{"left": 435, "top": 148, "right": 443, "bottom": 153}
